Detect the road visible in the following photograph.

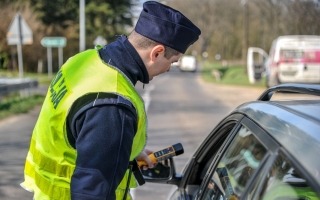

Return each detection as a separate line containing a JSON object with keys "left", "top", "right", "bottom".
{"left": 0, "top": 68, "right": 264, "bottom": 200}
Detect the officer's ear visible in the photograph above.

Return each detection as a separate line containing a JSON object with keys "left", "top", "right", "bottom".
{"left": 150, "top": 45, "right": 165, "bottom": 62}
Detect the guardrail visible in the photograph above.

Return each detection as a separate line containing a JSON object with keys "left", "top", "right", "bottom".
{"left": 0, "top": 78, "right": 38, "bottom": 96}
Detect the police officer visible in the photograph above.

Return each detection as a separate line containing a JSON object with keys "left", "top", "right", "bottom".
{"left": 21, "top": 1, "right": 201, "bottom": 199}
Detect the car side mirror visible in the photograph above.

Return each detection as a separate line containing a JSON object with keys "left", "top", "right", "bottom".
{"left": 141, "top": 158, "right": 181, "bottom": 185}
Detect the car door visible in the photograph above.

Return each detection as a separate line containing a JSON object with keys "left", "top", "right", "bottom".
{"left": 193, "top": 116, "right": 320, "bottom": 200}
{"left": 169, "top": 113, "right": 317, "bottom": 200}
{"left": 196, "top": 117, "right": 272, "bottom": 200}
{"left": 171, "top": 115, "right": 277, "bottom": 200}
{"left": 168, "top": 114, "right": 244, "bottom": 200}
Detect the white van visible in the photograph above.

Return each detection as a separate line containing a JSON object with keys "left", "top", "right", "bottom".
{"left": 247, "top": 35, "right": 320, "bottom": 87}
{"left": 178, "top": 55, "right": 197, "bottom": 72}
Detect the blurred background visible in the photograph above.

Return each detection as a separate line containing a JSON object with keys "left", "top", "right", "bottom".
{"left": 1, "top": 0, "right": 320, "bottom": 75}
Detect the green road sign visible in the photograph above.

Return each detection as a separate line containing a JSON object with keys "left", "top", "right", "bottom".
{"left": 41, "top": 37, "right": 66, "bottom": 48}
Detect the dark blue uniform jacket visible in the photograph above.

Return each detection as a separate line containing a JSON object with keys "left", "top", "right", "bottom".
{"left": 66, "top": 36, "right": 149, "bottom": 200}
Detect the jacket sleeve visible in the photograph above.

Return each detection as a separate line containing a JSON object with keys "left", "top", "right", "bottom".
{"left": 67, "top": 96, "right": 137, "bottom": 200}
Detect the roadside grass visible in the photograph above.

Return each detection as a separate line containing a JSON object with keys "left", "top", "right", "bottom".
{"left": 200, "top": 61, "right": 266, "bottom": 88}
{"left": 0, "top": 93, "right": 44, "bottom": 120}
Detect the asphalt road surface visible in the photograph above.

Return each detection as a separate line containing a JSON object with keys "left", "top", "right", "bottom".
{"left": 0, "top": 68, "right": 264, "bottom": 200}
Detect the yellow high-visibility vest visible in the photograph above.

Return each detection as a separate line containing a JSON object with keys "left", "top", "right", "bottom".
{"left": 21, "top": 48, "right": 147, "bottom": 200}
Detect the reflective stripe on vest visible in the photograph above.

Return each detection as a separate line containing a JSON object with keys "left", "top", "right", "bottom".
{"left": 21, "top": 48, "right": 147, "bottom": 199}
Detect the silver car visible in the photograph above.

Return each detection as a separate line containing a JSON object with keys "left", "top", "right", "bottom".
{"left": 142, "top": 83, "right": 320, "bottom": 200}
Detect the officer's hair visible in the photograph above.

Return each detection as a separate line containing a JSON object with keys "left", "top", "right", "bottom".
{"left": 128, "top": 31, "right": 180, "bottom": 59}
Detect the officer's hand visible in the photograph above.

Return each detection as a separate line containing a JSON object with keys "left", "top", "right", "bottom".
{"left": 136, "top": 149, "right": 155, "bottom": 169}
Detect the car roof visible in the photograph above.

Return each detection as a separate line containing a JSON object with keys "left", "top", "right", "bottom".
{"left": 233, "top": 83, "right": 320, "bottom": 185}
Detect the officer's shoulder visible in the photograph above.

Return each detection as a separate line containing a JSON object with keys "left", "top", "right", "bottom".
{"left": 69, "top": 93, "right": 135, "bottom": 119}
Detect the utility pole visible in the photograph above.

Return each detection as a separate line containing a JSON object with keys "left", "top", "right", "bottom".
{"left": 241, "top": 0, "right": 249, "bottom": 65}
{"left": 17, "top": 14, "right": 24, "bottom": 78}
{"left": 79, "top": 0, "right": 85, "bottom": 52}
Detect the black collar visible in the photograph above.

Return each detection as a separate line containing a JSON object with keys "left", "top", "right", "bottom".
{"left": 98, "top": 36, "right": 149, "bottom": 85}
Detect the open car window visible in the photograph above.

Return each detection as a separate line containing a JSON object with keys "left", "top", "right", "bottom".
{"left": 202, "top": 125, "right": 268, "bottom": 199}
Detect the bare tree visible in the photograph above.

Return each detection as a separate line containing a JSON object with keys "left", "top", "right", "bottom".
{"left": 285, "top": 0, "right": 320, "bottom": 34}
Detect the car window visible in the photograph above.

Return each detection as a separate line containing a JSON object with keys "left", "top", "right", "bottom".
{"left": 258, "top": 152, "right": 320, "bottom": 200}
{"left": 202, "top": 125, "right": 267, "bottom": 200}
{"left": 183, "top": 121, "right": 239, "bottom": 200}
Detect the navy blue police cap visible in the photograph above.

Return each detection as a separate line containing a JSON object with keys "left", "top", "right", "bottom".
{"left": 135, "top": 1, "right": 201, "bottom": 53}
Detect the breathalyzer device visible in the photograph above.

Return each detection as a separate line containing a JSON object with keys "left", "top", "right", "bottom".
{"left": 137, "top": 143, "right": 184, "bottom": 167}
